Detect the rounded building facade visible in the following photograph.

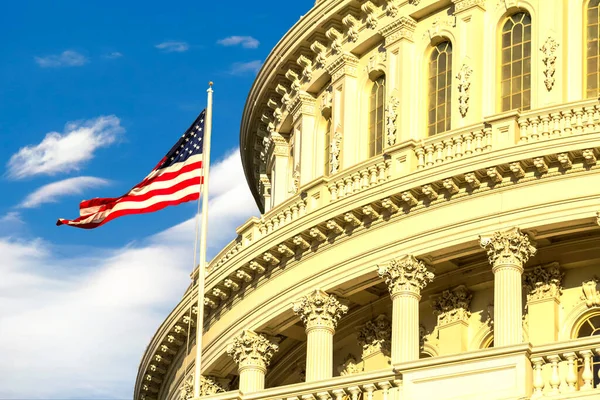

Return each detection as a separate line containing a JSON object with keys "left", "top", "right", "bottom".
{"left": 136, "top": 1, "right": 600, "bottom": 399}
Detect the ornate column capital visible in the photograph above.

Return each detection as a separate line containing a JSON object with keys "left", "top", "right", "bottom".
{"left": 226, "top": 330, "right": 279, "bottom": 371}
{"left": 378, "top": 255, "right": 434, "bottom": 298}
{"left": 292, "top": 289, "right": 348, "bottom": 332}
{"left": 326, "top": 52, "right": 359, "bottom": 82}
{"left": 581, "top": 277, "right": 600, "bottom": 308}
{"left": 178, "top": 373, "right": 228, "bottom": 400}
{"left": 378, "top": 16, "right": 417, "bottom": 46}
{"left": 290, "top": 91, "right": 316, "bottom": 123}
{"left": 479, "top": 227, "right": 536, "bottom": 270}
{"left": 357, "top": 314, "right": 391, "bottom": 357}
{"left": 523, "top": 262, "right": 563, "bottom": 302}
{"left": 451, "top": 0, "right": 486, "bottom": 13}
{"left": 431, "top": 285, "right": 473, "bottom": 325}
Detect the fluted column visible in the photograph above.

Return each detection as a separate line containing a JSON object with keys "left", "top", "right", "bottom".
{"left": 378, "top": 255, "right": 434, "bottom": 363}
{"left": 292, "top": 289, "right": 348, "bottom": 381}
{"left": 226, "top": 330, "right": 278, "bottom": 393}
{"left": 480, "top": 227, "right": 536, "bottom": 346}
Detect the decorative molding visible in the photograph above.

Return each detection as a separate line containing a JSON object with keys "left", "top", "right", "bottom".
{"left": 366, "top": 49, "right": 387, "bottom": 78}
{"left": 452, "top": 0, "right": 486, "bottom": 13}
{"left": 310, "top": 40, "right": 327, "bottom": 69}
{"left": 378, "top": 16, "right": 417, "bottom": 46}
{"left": 523, "top": 262, "right": 563, "bottom": 302}
{"left": 384, "top": 0, "right": 398, "bottom": 17}
{"left": 178, "top": 372, "right": 229, "bottom": 400}
{"left": 540, "top": 37, "right": 559, "bottom": 91}
{"left": 290, "top": 91, "right": 316, "bottom": 123}
{"left": 378, "top": 255, "right": 435, "bottom": 297}
{"left": 285, "top": 69, "right": 301, "bottom": 93}
{"left": 408, "top": 0, "right": 420, "bottom": 4}
{"left": 337, "top": 354, "right": 364, "bottom": 376}
{"left": 479, "top": 227, "right": 537, "bottom": 269}
{"left": 227, "top": 330, "right": 279, "bottom": 370}
{"left": 361, "top": 1, "right": 378, "bottom": 30}
{"left": 326, "top": 52, "right": 359, "bottom": 82}
{"left": 326, "top": 27, "right": 343, "bottom": 55}
{"left": 357, "top": 314, "right": 391, "bottom": 357}
{"left": 330, "top": 124, "right": 343, "bottom": 174}
{"left": 297, "top": 54, "right": 313, "bottom": 82}
{"left": 320, "top": 86, "right": 333, "bottom": 116}
{"left": 432, "top": 285, "right": 473, "bottom": 325}
{"left": 457, "top": 63, "right": 473, "bottom": 117}
{"left": 581, "top": 277, "right": 600, "bottom": 308}
{"left": 342, "top": 14, "right": 360, "bottom": 43}
{"left": 292, "top": 289, "right": 349, "bottom": 331}
{"left": 275, "top": 84, "right": 292, "bottom": 110}
{"left": 290, "top": 164, "right": 300, "bottom": 194}
{"left": 426, "top": 15, "right": 456, "bottom": 41}
{"left": 386, "top": 96, "right": 399, "bottom": 146}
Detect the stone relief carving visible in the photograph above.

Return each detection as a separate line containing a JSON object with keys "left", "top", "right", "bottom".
{"left": 297, "top": 55, "right": 313, "bottom": 82}
{"left": 320, "top": 86, "right": 333, "bottom": 116}
{"left": 292, "top": 289, "right": 349, "bottom": 330}
{"left": 479, "top": 227, "right": 537, "bottom": 268}
{"left": 357, "top": 314, "right": 392, "bottom": 357}
{"left": 310, "top": 40, "right": 327, "bottom": 69}
{"left": 523, "top": 262, "right": 563, "bottom": 301}
{"left": 338, "top": 354, "right": 364, "bottom": 375}
{"left": 379, "top": 17, "right": 417, "bottom": 46}
{"left": 386, "top": 96, "right": 399, "bottom": 146}
{"left": 385, "top": 0, "right": 398, "bottom": 17}
{"left": 457, "top": 63, "right": 473, "bottom": 117}
{"left": 285, "top": 69, "right": 301, "bottom": 93}
{"left": 409, "top": 0, "right": 420, "bottom": 4}
{"left": 432, "top": 285, "right": 473, "bottom": 325}
{"left": 454, "top": 0, "right": 486, "bottom": 13}
{"left": 178, "top": 372, "right": 227, "bottom": 400}
{"left": 581, "top": 277, "right": 600, "bottom": 308}
{"left": 342, "top": 14, "right": 359, "bottom": 43}
{"left": 290, "top": 164, "right": 300, "bottom": 194}
{"left": 361, "top": 1, "right": 378, "bottom": 29}
{"left": 330, "top": 124, "right": 342, "bottom": 174}
{"left": 275, "top": 84, "right": 291, "bottom": 109}
{"left": 226, "top": 330, "right": 279, "bottom": 369}
{"left": 540, "top": 37, "right": 559, "bottom": 91}
{"left": 326, "top": 27, "right": 343, "bottom": 55}
{"left": 378, "top": 255, "right": 435, "bottom": 296}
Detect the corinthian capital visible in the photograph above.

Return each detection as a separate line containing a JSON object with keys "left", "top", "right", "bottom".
{"left": 479, "top": 227, "right": 536, "bottom": 269}
{"left": 432, "top": 285, "right": 472, "bottom": 325}
{"left": 378, "top": 255, "right": 434, "bottom": 297}
{"left": 292, "top": 289, "right": 348, "bottom": 331}
{"left": 357, "top": 314, "right": 391, "bottom": 357}
{"left": 226, "top": 330, "right": 278, "bottom": 370}
{"left": 523, "top": 263, "right": 563, "bottom": 302}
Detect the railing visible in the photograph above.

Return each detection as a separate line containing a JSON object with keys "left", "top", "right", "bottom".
{"left": 258, "top": 198, "right": 307, "bottom": 236}
{"left": 530, "top": 336, "right": 600, "bottom": 398}
{"left": 328, "top": 157, "right": 392, "bottom": 202}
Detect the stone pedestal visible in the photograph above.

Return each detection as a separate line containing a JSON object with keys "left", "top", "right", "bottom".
{"left": 227, "top": 330, "right": 278, "bottom": 393}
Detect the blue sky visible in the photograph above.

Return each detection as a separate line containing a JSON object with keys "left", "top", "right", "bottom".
{"left": 0, "top": 1, "right": 310, "bottom": 398}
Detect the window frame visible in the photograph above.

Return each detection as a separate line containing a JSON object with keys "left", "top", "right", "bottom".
{"left": 368, "top": 75, "right": 386, "bottom": 158}
{"left": 427, "top": 40, "right": 453, "bottom": 136}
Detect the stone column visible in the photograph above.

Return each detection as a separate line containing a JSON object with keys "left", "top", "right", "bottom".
{"left": 480, "top": 227, "right": 536, "bottom": 347}
{"left": 523, "top": 263, "right": 563, "bottom": 345}
{"left": 292, "top": 289, "right": 348, "bottom": 381}
{"left": 267, "top": 133, "right": 291, "bottom": 206}
{"left": 431, "top": 285, "right": 472, "bottom": 355}
{"left": 290, "top": 91, "right": 316, "bottom": 186}
{"left": 378, "top": 255, "right": 434, "bottom": 363}
{"left": 226, "top": 330, "right": 278, "bottom": 393}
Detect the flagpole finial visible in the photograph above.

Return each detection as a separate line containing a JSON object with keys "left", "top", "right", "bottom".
{"left": 208, "top": 81, "right": 214, "bottom": 93}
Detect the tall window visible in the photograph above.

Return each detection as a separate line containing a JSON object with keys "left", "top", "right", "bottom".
{"left": 427, "top": 41, "right": 453, "bottom": 136}
{"left": 368, "top": 76, "right": 385, "bottom": 157}
{"left": 586, "top": 1, "right": 600, "bottom": 98}
{"left": 324, "top": 117, "right": 332, "bottom": 176}
{"left": 500, "top": 12, "right": 532, "bottom": 111}
{"left": 576, "top": 314, "right": 600, "bottom": 387}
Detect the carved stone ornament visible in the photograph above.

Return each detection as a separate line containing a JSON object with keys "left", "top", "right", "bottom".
{"left": 226, "top": 330, "right": 279, "bottom": 370}
{"left": 453, "top": 0, "right": 486, "bottom": 13}
{"left": 378, "top": 16, "right": 417, "bottom": 46}
{"left": 479, "top": 227, "right": 536, "bottom": 269}
{"left": 292, "top": 289, "right": 349, "bottom": 331}
{"left": 330, "top": 125, "right": 342, "bottom": 174}
{"left": 456, "top": 63, "right": 473, "bottom": 117}
{"left": 409, "top": 0, "right": 420, "bottom": 4}
{"left": 386, "top": 96, "right": 399, "bottom": 146}
{"left": 337, "top": 354, "right": 364, "bottom": 376}
{"left": 357, "top": 314, "right": 391, "bottom": 357}
{"left": 523, "top": 262, "right": 563, "bottom": 302}
{"left": 178, "top": 372, "right": 227, "bottom": 400}
{"left": 361, "top": 1, "right": 378, "bottom": 30}
{"left": 310, "top": 40, "right": 327, "bottom": 69}
{"left": 581, "top": 277, "right": 600, "bottom": 308}
{"left": 342, "top": 14, "right": 359, "bottom": 43}
{"left": 326, "top": 27, "right": 343, "bottom": 55}
{"left": 432, "top": 285, "right": 473, "bottom": 325}
{"left": 385, "top": 0, "right": 398, "bottom": 17}
{"left": 540, "top": 37, "right": 559, "bottom": 91}
{"left": 326, "top": 52, "right": 359, "bottom": 82}
{"left": 378, "top": 255, "right": 435, "bottom": 297}
{"left": 290, "top": 164, "right": 300, "bottom": 194}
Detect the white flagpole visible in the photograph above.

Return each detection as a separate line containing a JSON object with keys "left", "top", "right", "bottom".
{"left": 193, "top": 82, "right": 213, "bottom": 398}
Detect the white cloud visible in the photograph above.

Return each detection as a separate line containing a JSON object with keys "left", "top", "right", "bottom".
{"left": 35, "top": 50, "right": 88, "bottom": 68}
{"left": 19, "top": 176, "right": 110, "bottom": 208}
{"left": 6, "top": 115, "right": 124, "bottom": 180}
{"left": 217, "top": 35, "right": 260, "bottom": 49}
{"left": 0, "top": 148, "right": 258, "bottom": 399}
{"left": 229, "top": 60, "right": 262, "bottom": 75}
{"left": 155, "top": 41, "right": 189, "bottom": 53}
{"left": 104, "top": 51, "right": 123, "bottom": 59}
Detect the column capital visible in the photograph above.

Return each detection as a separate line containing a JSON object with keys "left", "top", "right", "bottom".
{"left": 479, "top": 227, "right": 536, "bottom": 269}
{"left": 523, "top": 262, "right": 563, "bottom": 302}
{"left": 357, "top": 314, "right": 391, "bottom": 357}
{"left": 431, "top": 285, "right": 473, "bottom": 325}
{"left": 226, "top": 330, "right": 279, "bottom": 371}
{"left": 292, "top": 289, "right": 348, "bottom": 331}
{"left": 378, "top": 255, "right": 434, "bottom": 298}
{"left": 451, "top": 0, "right": 486, "bottom": 14}
{"left": 378, "top": 16, "right": 417, "bottom": 46}
{"left": 326, "top": 52, "right": 359, "bottom": 82}
{"left": 290, "top": 91, "right": 316, "bottom": 124}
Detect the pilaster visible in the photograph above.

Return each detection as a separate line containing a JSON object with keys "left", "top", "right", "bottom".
{"left": 480, "top": 227, "right": 537, "bottom": 347}
{"left": 292, "top": 289, "right": 348, "bottom": 381}
{"left": 378, "top": 255, "right": 434, "bottom": 363}
{"left": 431, "top": 285, "right": 472, "bottom": 355}
{"left": 226, "top": 330, "right": 278, "bottom": 393}
{"left": 268, "top": 133, "right": 291, "bottom": 206}
{"left": 523, "top": 262, "right": 563, "bottom": 345}
{"left": 290, "top": 92, "right": 317, "bottom": 186}
{"left": 357, "top": 314, "right": 391, "bottom": 370}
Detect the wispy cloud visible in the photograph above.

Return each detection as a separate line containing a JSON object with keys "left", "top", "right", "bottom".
{"left": 6, "top": 116, "right": 124, "bottom": 180}
{"left": 229, "top": 60, "right": 262, "bottom": 75}
{"left": 19, "top": 176, "right": 110, "bottom": 208}
{"left": 104, "top": 51, "right": 123, "bottom": 59}
{"left": 34, "top": 50, "right": 88, "bottom": 68}
{"left": 217, "top": 35, "right": 260, "bottom": 49}
{"left": 155, "top": 41, "right": 189, "bottom": 53}
{"left": 0, "top": 212, "right": 24, "bottom": 226}
{"left": 0, "top": 149, "right": 258, "bottom": 399}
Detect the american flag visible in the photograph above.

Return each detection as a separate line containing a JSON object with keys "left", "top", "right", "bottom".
{"left": 57, "top": 110, "right": 206, "bottom": 229}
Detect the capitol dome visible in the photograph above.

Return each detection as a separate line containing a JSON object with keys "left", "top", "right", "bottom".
{"left": 135, "top": 1, "right": 600, "bottom": 399}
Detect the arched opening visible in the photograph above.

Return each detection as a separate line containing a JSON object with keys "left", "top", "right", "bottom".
{"left": 427, "top": 41, "right": 453, "bottom": 136}
{"left": 368, "top": 75, "right": 385, "bottom": 157}
{"left": 499, "top": 12, "right": 532, "bottom": 111}
{"left": 575, "top": 313, "right": 600, "bottom": 387}
{"left": 586, "top": 0, "right": 600, "bottom": 98}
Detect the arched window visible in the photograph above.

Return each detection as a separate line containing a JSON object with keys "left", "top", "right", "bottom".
{"left": 368, "top": 76, "right": 385, "bottom": 157}
{"left": 427, "top": 41, "right": 453, "bottom": 136}
{"left": 324, "top": 117, "right": 332, "bottom": 176}
{"left": 500, "top": 12, "right": 532, "bottom": 111}
{"left": 576, "top": 314, "right": 600, "bottom": 387}
{"left": 586, "top": 1, "right": 600, "bottom": 98}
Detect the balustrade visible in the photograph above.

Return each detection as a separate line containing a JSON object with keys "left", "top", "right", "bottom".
{"left": 328, "top": 158, "right": 391, "bottom": 202}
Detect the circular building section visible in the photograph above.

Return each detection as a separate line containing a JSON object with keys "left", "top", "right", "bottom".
{"left": 136, "top": 1, "right": 600, "bottom": 399}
